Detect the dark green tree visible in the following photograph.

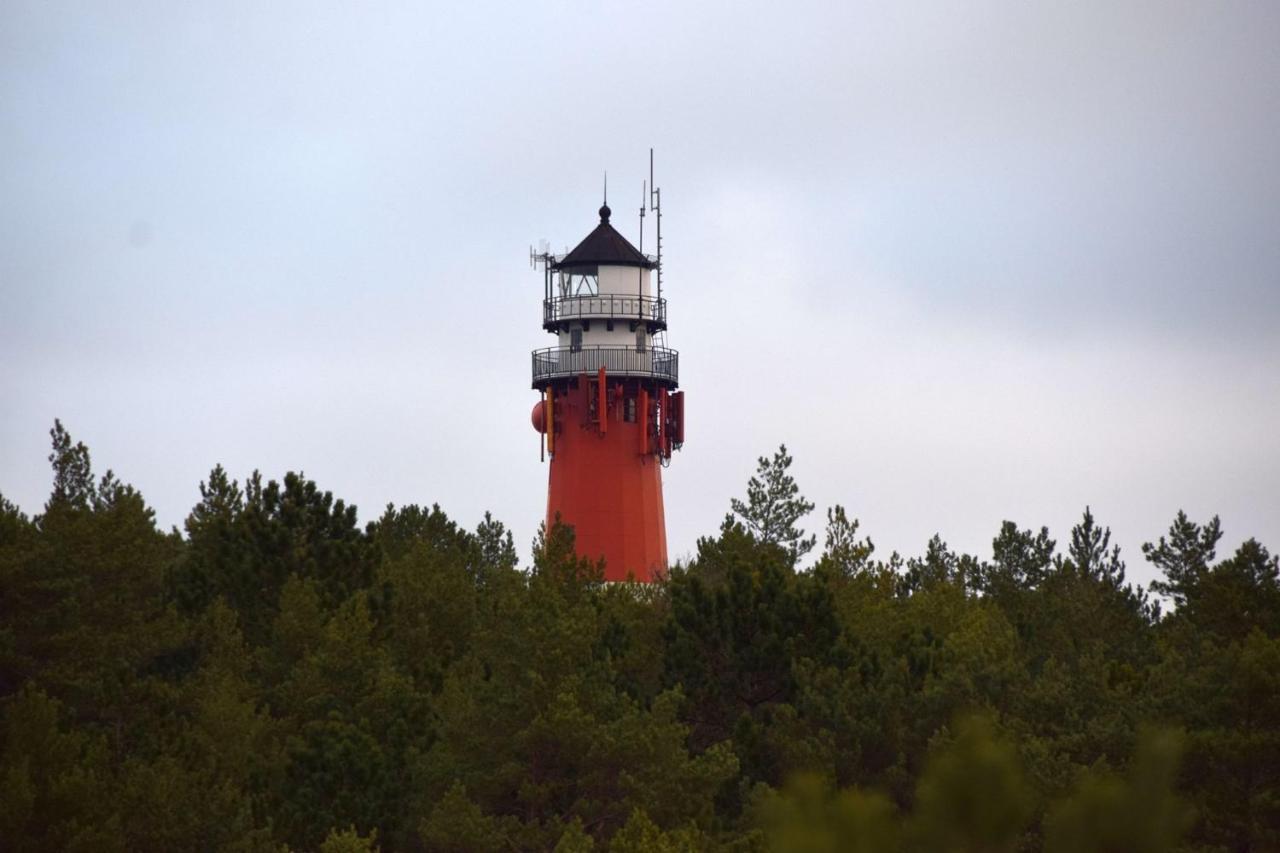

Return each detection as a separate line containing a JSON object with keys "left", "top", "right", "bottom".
{"left": 0, "top": 686, "right": 121, "bottom": 852}
{"left": 983, "top": 521, "right": 1056, "bottom": 593}
{"left": 46, "top": 419, "right": 95, "bottom": 510}
{"left": 1143, "top": 510, "right": 1222, "bottom": 609}
{"left": 3, "top": 422, "right": 186, "bottom": 740}
{"left": 663, "top": 516, "right": 841, "bottom": 803}
{"left": 1180, "top": 538, "right": 1280, "bottom": 642}
{"left": 899, "top": 535, "right": 981, "bottom": 596}
{"left": 1044, "top": 728, "right": 1193, "bottom": 853}
{"left": 5, "top": 428, "right": 1280, "bottom": 850}
{"left": 172, "top": 468, "right": 376, "bottom": 644}
{"left": 1064, "top": 506, "right": 1126, "bottom": 585}
{"left": 813, "top": 505, "right": 874, "bottom": 578}
{"left": 475, "top": 510, "right": 518, "bottom": 576}
{"left": 908, "top": 715, "right": 1034, "bottom": 853}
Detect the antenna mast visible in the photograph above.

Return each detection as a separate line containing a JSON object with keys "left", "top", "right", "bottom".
{"left": 530, "top": 240, "right": 553, "bottom": 303}
{"left": 649, "top": 148, "right": 663, "bottom": 302}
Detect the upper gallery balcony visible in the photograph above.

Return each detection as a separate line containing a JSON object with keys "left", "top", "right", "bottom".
{"left": 542, "top": 294, "right": 667, "bottom": 332}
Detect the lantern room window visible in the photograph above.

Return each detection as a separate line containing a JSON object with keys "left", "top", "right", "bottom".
{"left": 558, "top": 270, "right": 599, "bottom": 297}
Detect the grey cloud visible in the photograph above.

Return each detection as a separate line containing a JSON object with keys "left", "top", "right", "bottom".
{"left": 2, "top": 1, "right": 1277, "bottom": 586}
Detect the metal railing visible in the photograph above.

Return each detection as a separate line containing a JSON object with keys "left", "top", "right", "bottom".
{"left": 543, "top": 294, "right": 667, "bottom": 329}
{"left": 531, "top": 345, "right": 679, "bottom": 387}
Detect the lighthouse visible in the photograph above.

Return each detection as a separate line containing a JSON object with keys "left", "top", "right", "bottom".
{"left": 530, "top": 186, "right": 684, "bottom": 582}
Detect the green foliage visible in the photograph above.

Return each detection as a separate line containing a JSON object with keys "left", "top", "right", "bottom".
{"left": 475, "top": 509, "right": 519, "bottom": 575}
{"left": 813, "top": 504, "right": 874, "bottom": 578}
{"left": 1144, "top": 510, "right": 1222, "bottom": 609}
{"left": 908, "top": 715, "right": 1034, "bottom": 852}
{"left": 1063, "top": 506, "right": 1127, "bottom": 587}
{"left": 1044, "top": 727, "right": 1193, "bottom": 853}
{"left": 419, "top": 782, "right": 515, "bottom": 851}
{"left": 753, "top": 721, "right": 1191, "bottom": 853}
{"left": 1150, "top": 629, "right": 1280, "bottom": 851}
{"left": 46, "top": 419, "right": 95, "bottom": 510}
{"left": 755, "top": 774, "right": 900, "bottom": 853}
{"left": 277, "top": 715, "right": 393, "bottom": 849}
{"left": 172, "top": 467, "right": 376, "bottom": 644}
{"left": 1, "top": 422, "right": 186, "bottom": 754}
{"left": 985, "top": 521, "right": 1056, "bottom": 593}
{"left": 318, "top": 825, "right": 379, "bottom": 853}
{"left": 0, "top": 685, "right": 121, "bottom": 852}
{"left": 730, "top": 444, "right": 816, "bottom": 566}
{"left": 1174, "top": 537, "right": 1280, "bottom": 642}
{"left": 1, "top": 425, "right": 1277, "bottom": 851}
{"left": 606, "top": 808, "right": 708, "bottom": 852}
{"left": 553, "top": 817, "right": 596, "bottom": 852}
{"left": 664, "top": 518, "right": 839, "bottom": 765}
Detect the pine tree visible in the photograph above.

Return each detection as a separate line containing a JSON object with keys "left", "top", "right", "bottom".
{"left": 1143, "top": 510, "right": 1221, "bottom": 608}
{"left": 730, "top": 444, "right": 816, "bottom": 566}
{"left": 1065, "top": 506, "right": 1126, "bottom": 586}
{"left": 816, "top": 505, "right": 874, "bottom": 578}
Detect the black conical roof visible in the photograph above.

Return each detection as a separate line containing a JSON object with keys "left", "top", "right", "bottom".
{"left": 552, "top": 205, "right": 655, "bottom": 270}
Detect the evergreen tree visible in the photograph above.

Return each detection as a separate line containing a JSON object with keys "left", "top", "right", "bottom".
{"left": 1180, "top": 538, "right": 1280, "bottom": 641}
{"left": 1144, "top": 510, "right": 1222, "bottom": 608}
{"left": 984, "top": 521, "right": 1056, "bottom": 593}
{"left": 45, "top": 419, "right": 95, "bottom": 511}
{"left": 730, "top": 444, "right": 816, "bottom": 566}
{"left": 1064, "top": 506, "right": 1127, "bottom": 587}
{"left": 2, "top": 428, "right": 1278, "bottom": 850}
{"left": 814, "top": 505, "right": 874, "bottom": 578}
{"left": 1044, "top": 728, "right": 1193, "bottom": 853}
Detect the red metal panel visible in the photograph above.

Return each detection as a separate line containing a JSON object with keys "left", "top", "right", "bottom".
{"left": 598, "top": 366, "right": 607, "bottom": 435}
{"left": 658, "top": 387, "right": 669, "bottom": 457}
{"left": 546, "top": 389, "right": 555, "bottom": 455}
{"left": 638, "top": 388, "right": 649, "bottom": 456}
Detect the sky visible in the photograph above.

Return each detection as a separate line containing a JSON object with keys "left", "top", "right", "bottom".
{"left": 2, "top": 1, "right": 1278, "bottom": 588}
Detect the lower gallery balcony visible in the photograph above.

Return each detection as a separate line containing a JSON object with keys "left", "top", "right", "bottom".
{"left": 531, "top": 345, "right": 679, "bottom": 388}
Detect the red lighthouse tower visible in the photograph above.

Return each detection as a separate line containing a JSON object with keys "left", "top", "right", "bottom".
{"left": 530, "top": 190, "right": 684, "bottom": 582}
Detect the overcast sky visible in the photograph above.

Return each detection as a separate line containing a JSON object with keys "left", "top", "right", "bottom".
{"left": 3, "top": 1, "right": 1277, "bottom": 587}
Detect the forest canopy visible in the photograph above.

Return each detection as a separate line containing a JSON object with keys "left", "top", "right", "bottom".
{"left": 1, "top": 421, "right": 1277, "bottom": 851}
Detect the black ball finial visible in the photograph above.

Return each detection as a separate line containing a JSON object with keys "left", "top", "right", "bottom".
{"left": 599, "top": 204, "right": 611, "bottom": 223}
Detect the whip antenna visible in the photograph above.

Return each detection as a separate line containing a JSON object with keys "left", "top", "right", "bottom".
{"left": 649, "top": 148, "right": 663, "bottom": 301}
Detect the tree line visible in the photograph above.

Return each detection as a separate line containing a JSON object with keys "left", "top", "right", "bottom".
{"left": 1, "top": 426, "right": 1277, "bottom": 851}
